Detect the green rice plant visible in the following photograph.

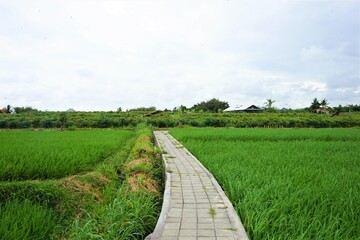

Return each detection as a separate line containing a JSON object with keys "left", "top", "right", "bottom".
{"left": 69, "top": 126, "right": 162, "bottom": 239}
{"left": 0, "top": 199, "right": 58, "bottom": 240}
{"left": 69, "top": 190, "right": 160, "bottom": 240}
{"left": 0, "top": 129, "right": 134, "bottom": 181}
{"left": 170, "top": 128, "right": 360, "bottom": 239}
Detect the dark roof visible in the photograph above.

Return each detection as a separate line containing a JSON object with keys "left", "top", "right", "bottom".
{"left": 224, "top": 105, "right": 263, "bottom": 113}
{"left": 245, "top": 105, "right": 261, "bottom": 110}
{"left": 143, "top": 110, "right": 163, "bottom": 117}
{"left": 242, "top": 105, "right": 262, "bottom": 112}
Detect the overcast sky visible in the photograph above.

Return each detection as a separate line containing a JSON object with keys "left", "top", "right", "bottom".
{"left": 0, "top": 0, "right": 359, "bottom": 111}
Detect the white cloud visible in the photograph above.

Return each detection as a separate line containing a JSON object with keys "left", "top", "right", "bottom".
{"left": 354, "top": 87, "right": 360, "bottom": 95}
{"left": 0, "top": 0, "right": 359, "bottom": 111}
{"left": 301, "top": 81, "right": 328, "bottom": 92}
{"left": 300, "top": 46, "right": 326, "bottom": 61}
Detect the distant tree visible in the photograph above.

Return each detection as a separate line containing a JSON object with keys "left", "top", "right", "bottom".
{"left": 127, "top": 106, "right": 156, "bottom": 112}
{"left": 14, "top": 106, "right": 38, "bottom": 113}
{"left": 310, "top": 98, "right": 321, "bottom": 111}
{"left": 264, "top": 99, "right": 276, "bottom": 110}
{"left": 334, "top": 104, "right": 342, "bottom": 112}
{"left": 334, "top": 104, "right": 360, "bottom": 112}
{"left": 192, "top": 98, "right": 229, "bottom": 113}
{"left": 320, "top": 98, "right": 329, "bottom": 108}
{"left": 59, "top": 113, "right": 68, "bottom": 130}
{"left": 117, "top": 107, "right": 122, "bottom": 112}
{"left": 178, "top": 105, "right": 187, "bottom": 113}
{"left": 349, "top": 104, "right": 360, "bottom": 111}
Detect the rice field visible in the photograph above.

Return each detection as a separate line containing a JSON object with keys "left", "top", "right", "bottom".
{"left": 0, "top": 127, "right": 163, "bottom": 239}
{"left": 170, "top": 128, "right": 360, "bottom": 239}
{"left": 0, "top": 129, "right": 133, "bottom": 181}
{"left": 0, "top": 199, "right": 58, "bottom": 240}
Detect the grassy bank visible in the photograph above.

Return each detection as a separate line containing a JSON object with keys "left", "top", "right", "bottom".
{"left": 0, "top": 126, "right": 163, "bottom": 239}
{"left": 69, "top": 127, "right": 164, "bottom": 239}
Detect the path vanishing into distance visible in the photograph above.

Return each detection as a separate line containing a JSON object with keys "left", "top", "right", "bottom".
{"left": 146, "top": 131, "right": 248, "bottom": 240}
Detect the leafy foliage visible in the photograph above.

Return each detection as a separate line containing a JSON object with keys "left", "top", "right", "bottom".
{"left": 13, "top": 106, "right": 39, "bottom": 114}
{"left": 0, "top": 110, "right": 360, "bottom": 129}
{"left": 192, "top": 98, "right": 229, "bottom": 113}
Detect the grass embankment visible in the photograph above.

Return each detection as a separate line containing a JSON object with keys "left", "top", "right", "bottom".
{"left": 0, "top": 127, "right": 163, "bottom": 239}
{"left": 70, "top": 128, "right": 164, "bottom": 239}
{"left": 170, "top": 128, "right": 360, "bottom": 239}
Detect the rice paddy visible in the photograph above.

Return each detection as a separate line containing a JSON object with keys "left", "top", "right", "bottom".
{"left": 0, "top": 199, "right": 58, "bottom": 240}
{"left": 170, "top": 128, "right": 360, "bottom": 239}
{"left": 0, "top": 129, "right": 133, "bottom": 181}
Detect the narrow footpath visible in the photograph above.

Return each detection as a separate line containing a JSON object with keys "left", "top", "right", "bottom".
{"left": 146, "top": 131, "right": 248, "bottom": 240}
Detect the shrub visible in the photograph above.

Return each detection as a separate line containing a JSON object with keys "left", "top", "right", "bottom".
{"left": 0, "top": 120, "right": 7, "bottom": 128}
{"left": 18, "top": 121, "right": 30, "bottom": 129}
{"left": 96, "top": 117, "right": 113, "bottom": 128}
{"left": 31, "top": 118, "right": 41, "bottom": 128}
{"left": 8, "top": 121, "right": 17, "bottom": 129}
{"left": 42, "top": 119, "right": 53, "bottom": 128}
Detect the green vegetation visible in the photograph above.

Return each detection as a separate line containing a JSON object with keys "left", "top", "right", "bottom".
{"left": 209, "top": 208, "right": 216, "bottom": 219}
{"left": 170, "top": 128, "right": 360, "bottom": 239}
{"left": 147, "top": 111, "right": 360, "bottom": 128}
{"left": 1, "top": 111, "right": 359, "bottom": 129}
{"left": 0, "top": 129, "right": 133, "bottom": 181}
{"left": 1, "top": 108, "right": 359, "bottom": 239}
{"left": 191, "top": 98, "right": 229, "bottom": 113}
{"left": 0, "top": 199, "right": 57, "bottom": 240}
{"left": 0, "top": 111, "right": 141, "bottom": 129}
{"left": 0, "top": 126, "right": 163, "bottom": 239}
{"left": 70, "top": 128, "right": 164, "bottom": 239}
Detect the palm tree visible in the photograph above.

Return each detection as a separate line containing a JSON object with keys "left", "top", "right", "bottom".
{"left": 320, "top": 98, "right": 328, "bottom": 108}
{"left": 310, "top": 98, "right": 321, "bottom": 111}
{"left": 265, "top": 99, "right": 276, "bottom": 109}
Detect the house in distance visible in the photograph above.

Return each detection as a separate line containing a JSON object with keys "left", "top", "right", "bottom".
{"left": 225, "top": 105, "right": 263, "bottom": 113}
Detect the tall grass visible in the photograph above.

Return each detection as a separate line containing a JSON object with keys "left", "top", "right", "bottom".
{"left": 170, "top": 128, "right": 360, "bottom": 239}
{"left": 0, "top": 199, "right": 58, "bottom": 240}
{"left": 69, "top": 127, "right": 163, "bottom": 239}
{"left": 0, "top": 129, "right": 133, "bottom": 181}
{"left": 69, "top": 191, "right": 159, "bottom": 240}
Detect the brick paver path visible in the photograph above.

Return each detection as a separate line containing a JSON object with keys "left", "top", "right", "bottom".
{"left": 146, "top": 131, "right": 248, "bottom": 240}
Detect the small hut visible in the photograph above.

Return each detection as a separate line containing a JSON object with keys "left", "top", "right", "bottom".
{"left": 224, "top": 105, "right": 263, "bottom": 113}
{"left": 243, "top": 105, "right": 263, "bottom": 113}
{"left": 314, "top": 108, "right": 329, "bottom": 114}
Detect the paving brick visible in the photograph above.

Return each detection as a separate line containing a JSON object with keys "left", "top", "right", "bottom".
{"left": 197, "top": 223, "right": 215, "bottom": 230}
{"left": 182, "top": 212, "right": 197, "bottom": 219}
{"left": 159, "top": 237, "right": 178, "bottom": 240}
{"left": 198, "top": 229, "right": 216, "bottom": 237}
{"left": 166, "top": 217, "right": 182, "bottom": 223}
{"left": 178, "top": 237, "right": 197, "bottom": 240}
{"left": 181, "top": 221, "right": 197, "bottom": 229}
{"left": 161, "top": 229, "right": 179, "bottom": 237}
{"left": 163, "top": 222, "right": 181, "bottom": 230}
{"left": 179, "top": 229, "right": 197, "bottom": 237}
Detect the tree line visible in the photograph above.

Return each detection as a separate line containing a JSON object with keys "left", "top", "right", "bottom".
{"left": 2, "top": 97, "right": 360, "bottom": 115}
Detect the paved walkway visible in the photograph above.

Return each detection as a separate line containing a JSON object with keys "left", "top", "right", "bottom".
{"left": 146, "top": 131, "right": 248, "bottom": 240}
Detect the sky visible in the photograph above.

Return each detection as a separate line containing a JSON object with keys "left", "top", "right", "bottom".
{"left": 0, "top": 0, "right": 359, "bottom": 111}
